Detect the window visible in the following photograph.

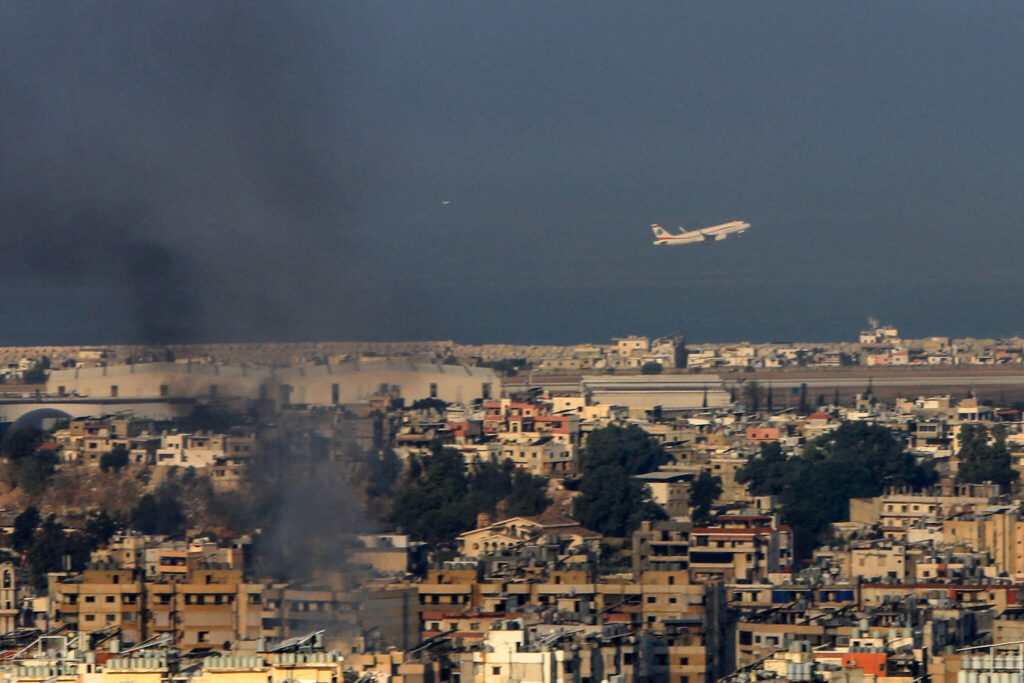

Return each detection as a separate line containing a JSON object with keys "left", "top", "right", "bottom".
{"left": 492, "top": 667, "right": 501, "bottom": 675}
{"left": 482, "top": 383, "right": 492, "bottom": 399}
{"left": 110, "top": 385, "right": 118, "bottom": 397}
{"left": 105, "top": 596, "right": 115, "bottom": 603}
{"left": 160, "top": 384, "right": 169, "bottom": 397}
{"left": 85, "top": 614, "right": 95, "bottom": 622}
{"left": 331, "top": 383, "right": 339, "bottom": 404}
{"left": 430, "top": 383, "right": 438, "bottom": 398}
{"left": 85, "top": 596, "right": 96, "bottom": 603}
{"left": 209, "top": 384, "right": 218, "bottom": 396}
{"left": 198, "top": 631, "right": 209, "bottom": 643}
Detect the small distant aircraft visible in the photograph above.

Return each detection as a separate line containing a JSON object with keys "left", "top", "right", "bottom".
{"left": 651, "top": 220, "right": 751, "bottom": 246}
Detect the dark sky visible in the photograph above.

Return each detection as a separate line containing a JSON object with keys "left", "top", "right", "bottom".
{"left": 2, "top": 2, "right": 1023, "bottom": 346}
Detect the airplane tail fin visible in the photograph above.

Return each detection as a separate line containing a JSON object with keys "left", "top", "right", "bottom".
{"left": 651, "top": 224, "right": 672, "bottom": 239}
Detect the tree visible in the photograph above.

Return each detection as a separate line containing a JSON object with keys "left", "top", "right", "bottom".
{"left": 574, "top": 466, "right": 666, "bottom": 537}
{"left": 100, "top": 444, "right": 130, "bottom": 472}
{"left": 12, "top": 506, "right": 40, "bottom": 553}
{"left": 957, "top": 424, "right": 1017, "bottom": 490}
{"left": 1, "top": 426, "right": 42, "bottom": 461}
{"left": 506, "top": 469, "right": 551, "bottom": 517}
{"left": 640, "top": 361, "right": 663, "bottom": 375}
{"left": 391, "top": 446, "right": 474, "bottom": 544}
{"left": 130, "top": 491, "right": 185, "bottom": 536}
{"left": 736, "top": 442, "right": 790, "bottom": 496}
{"left": 579, "top": 424, "right": 668, "bottom": 476}
{"left": 409, "top": 397, "right": 448, "bottom": 413}
{"left": 390, "top": 447, "right": 550, "bottom": 544}
{"left": 13, "top": 449, "right": 59, "bottom": 496}
{"left": 734, "top": 422, "right": 937, "bottom": 559}
{"left": 689, "top": 470, "right": 722, "bottom": 525}
{"left": 84, "top": 510, "right": 118, "bottom": 547}
{"left": 572, "top": 425, "right": 669, "bottom": 537}
{"left": 26, "top": 515, "right": 65, "bottom": 590}
{"left": 366, "top": 448, "right": 403, "bottom": 499}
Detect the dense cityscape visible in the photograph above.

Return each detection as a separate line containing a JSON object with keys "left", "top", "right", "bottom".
{"left": 0, "top": 325, "right": 1019, "bottom": 681}
{"left": 5, "top": 2, "right": 1024, "bottom": 682}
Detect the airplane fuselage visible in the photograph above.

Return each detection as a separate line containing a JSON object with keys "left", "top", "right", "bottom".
{"left": 652, "top": 221, "right": 750, "bottom": 245}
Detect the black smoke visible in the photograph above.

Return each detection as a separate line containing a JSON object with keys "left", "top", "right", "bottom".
{"left": 0, "top": 1, "right": 431, "bottom": 344}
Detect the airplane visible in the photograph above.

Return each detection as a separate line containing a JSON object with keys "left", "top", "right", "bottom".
{"left": 651, "top": 220, "right": 751, "bottom": 245}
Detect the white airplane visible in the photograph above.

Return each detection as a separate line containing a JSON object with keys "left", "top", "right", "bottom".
{"left": 651, "top": 220, "right": 751, "bottom": 246}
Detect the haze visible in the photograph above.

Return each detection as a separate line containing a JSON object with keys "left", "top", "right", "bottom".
{"left": 2, "top": 2, "right": 1023, "bottom": 345}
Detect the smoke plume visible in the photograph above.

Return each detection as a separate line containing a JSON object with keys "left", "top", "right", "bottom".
{"left": 0, "top": 2, "right": 424, "bottom": 344}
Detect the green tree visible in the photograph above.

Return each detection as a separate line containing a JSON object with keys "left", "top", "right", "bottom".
{"left": 1, "top": 426, "right": 42, "bottom": 461}
{"left": 689, "top": 470, "right": 723, "bottom": 525}
{"left": 14, "top": 449, "right": 59, "bottom": 496}
{"left": 734, "top": 422, "right": 937, "bottom": 559}
{"left": 409, "top": 397, "right": 448, "bottom": 413}
{"left": 572, "top": 425, "right": 669, "bottom": 537}
{"left": 100, "top": 444, "right": 131, "bottom": 472}
{"left": 390, "top": 446, "right": 475, "bottom": 544}
{"left": 84, "top": 510, "right": 118, "bottom": 547}
{"left": 957, "top": 424, "right": 1017, "bottom": 490}
{"left": 390, "top": 447, "right": 550, "bottom": 545}
{"left": 640, "top": 361, "right": 663, "bottom": 375}
{"left": 736, "top": 442, "right": 790, "bottom": 496}
{"left": 574, "top": 467, "right": 665, "bottom": 537}
{"left": 366, "top": 448, "right": 403, "bottom": 499}
{"left": 130, "top": 491, "right": 185, "bottom": 536}
{"left": 12, "top": 506, "right": 40, "bottom": 553}
{"left": 26, "top": 515, "right": 66, "bottom": 590}
{"left": 579, "top": 424, "right": 668, "bottom": 476}
{"left": 506, "top": 469, "right": 551, "bottom": 517}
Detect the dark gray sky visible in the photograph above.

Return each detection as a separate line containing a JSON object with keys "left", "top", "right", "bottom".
{"left": 2, "top": 2, "right": 1023, "bottom": 345}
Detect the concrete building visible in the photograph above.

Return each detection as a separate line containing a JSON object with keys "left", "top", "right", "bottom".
{"left": 581, "top": 375, "right": 731, "bottom": 415}
{"left": 47, "top": 360, "right": 499, "bottom": 409}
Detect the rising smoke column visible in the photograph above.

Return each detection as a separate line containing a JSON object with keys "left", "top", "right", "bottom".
{"left": 0, "top": 2, "right": 428, "bottom": 344}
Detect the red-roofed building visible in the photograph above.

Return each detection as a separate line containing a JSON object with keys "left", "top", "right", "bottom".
{"left": 745, "top": 427, "right": 780, "bottom": 443}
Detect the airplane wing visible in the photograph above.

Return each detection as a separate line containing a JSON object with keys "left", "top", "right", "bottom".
{"left": 698, "top": 223, "right": 734, "bottom": 236}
